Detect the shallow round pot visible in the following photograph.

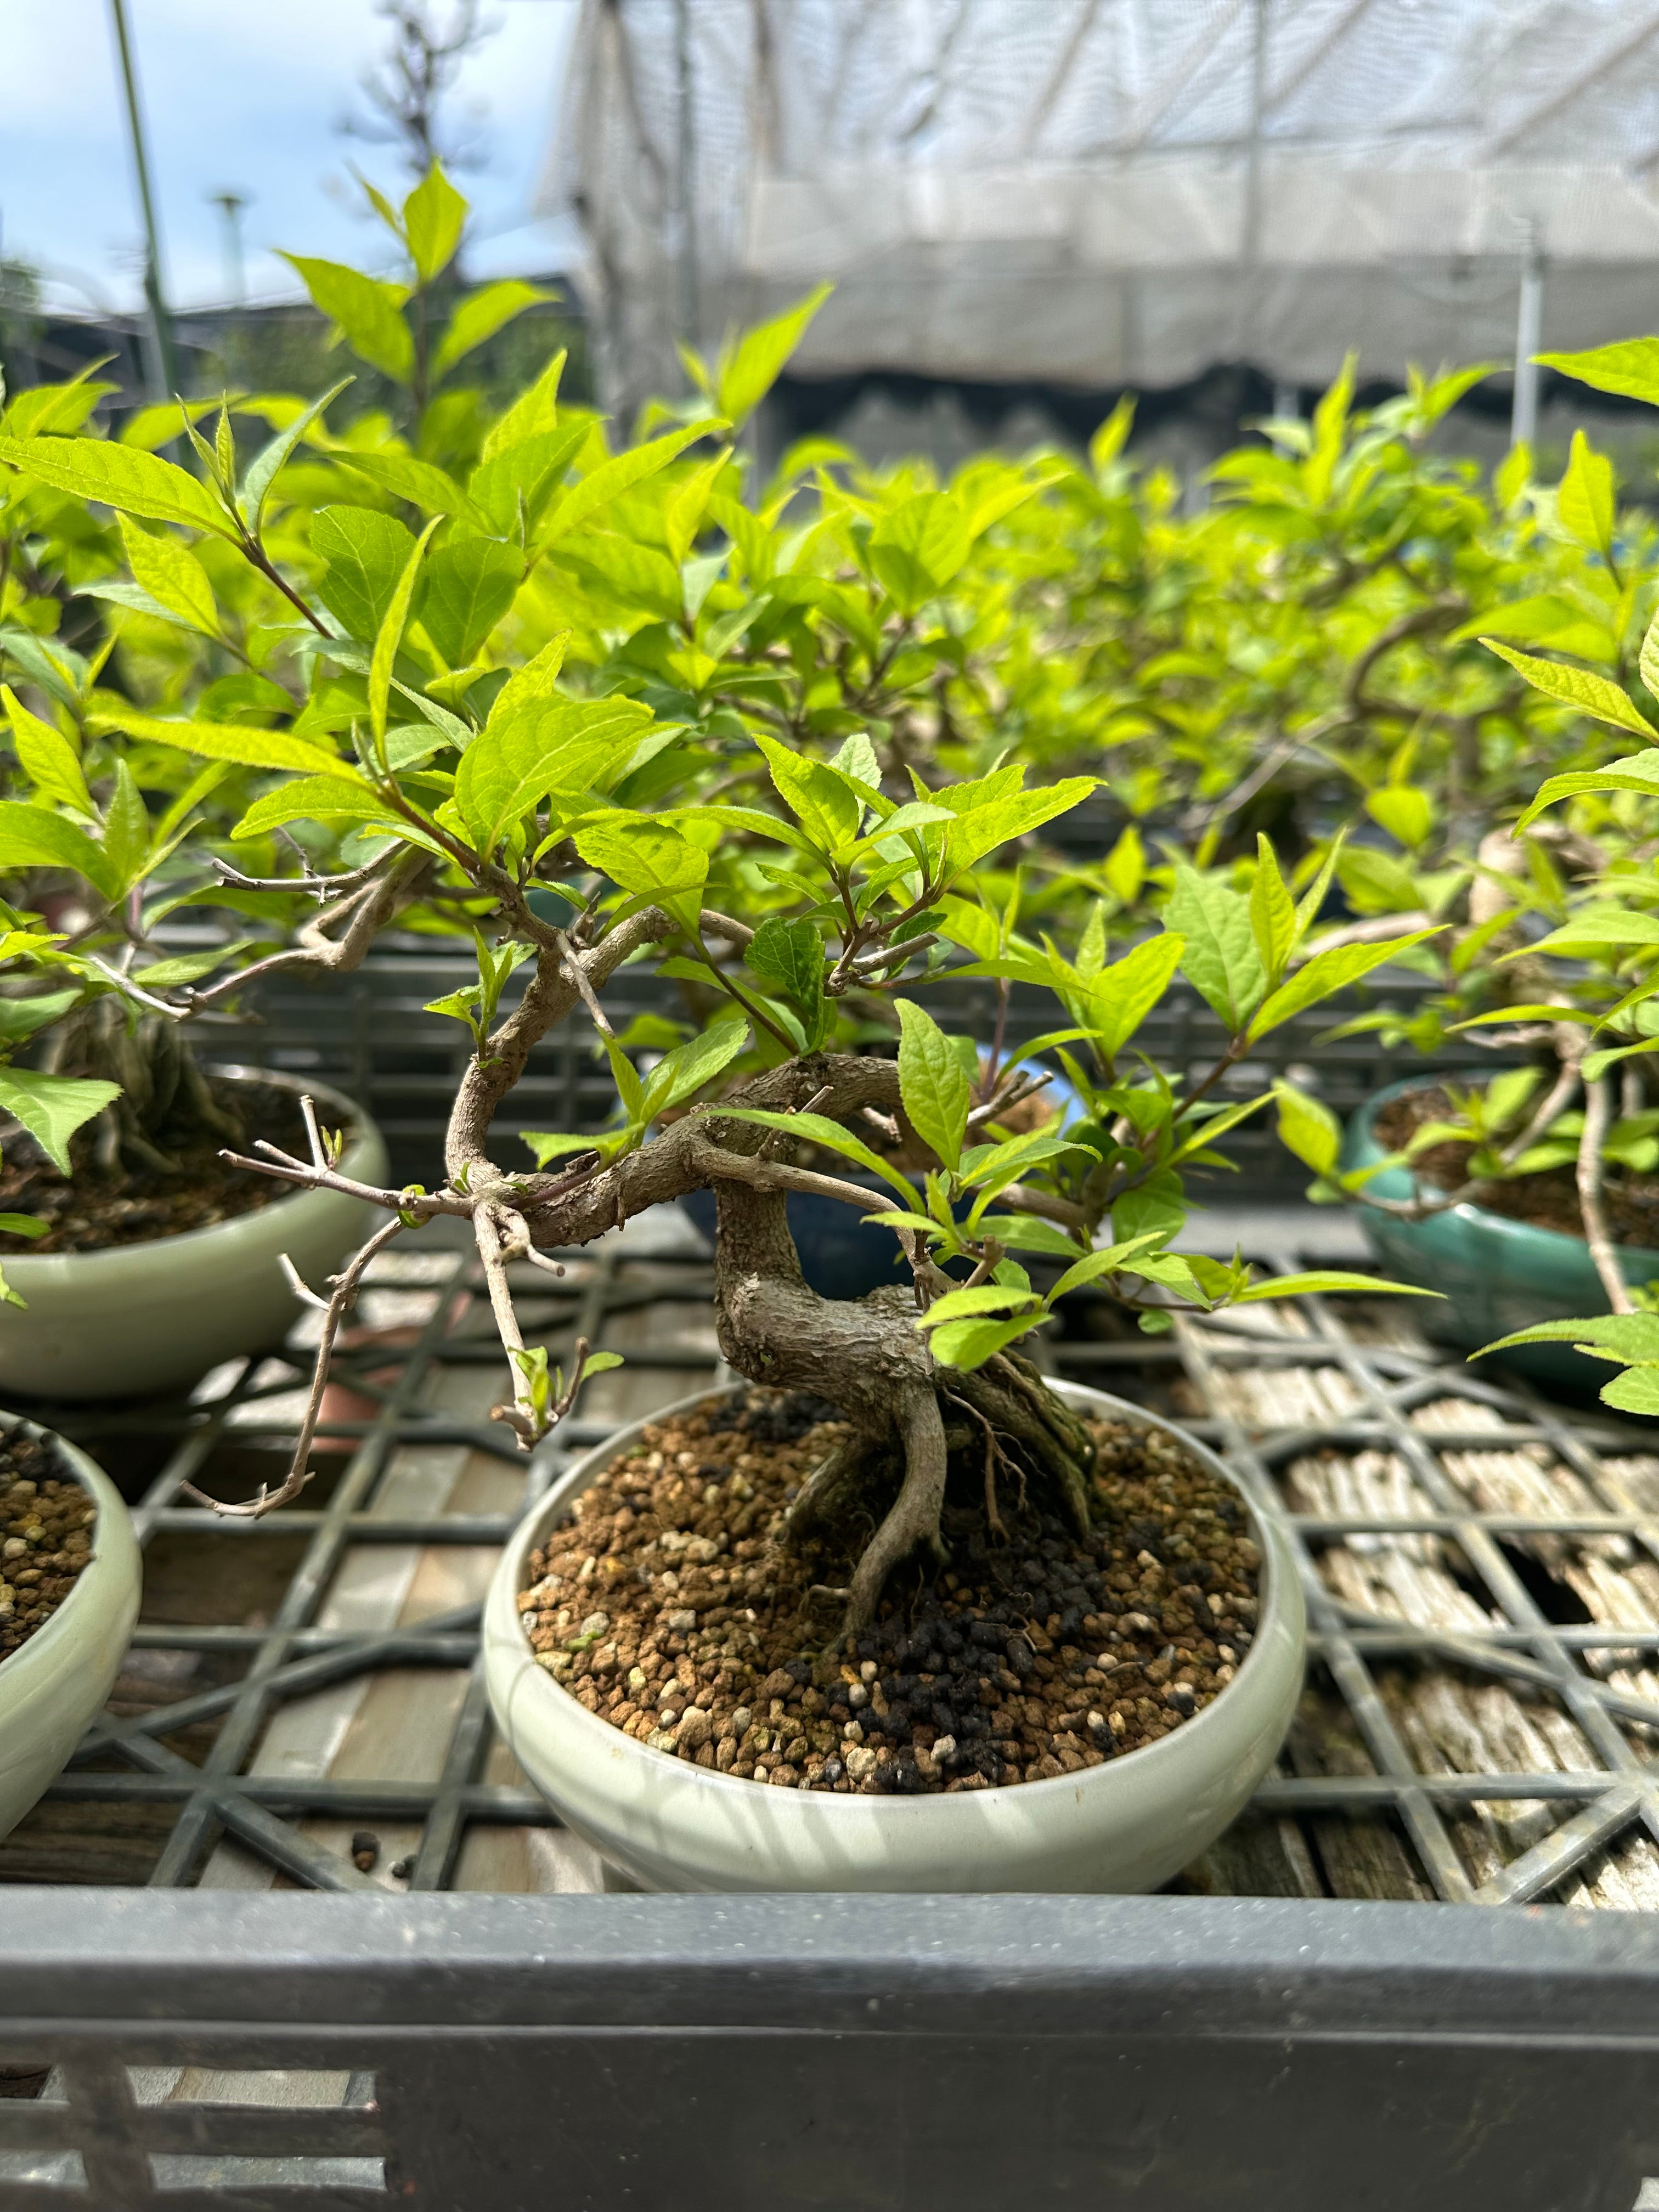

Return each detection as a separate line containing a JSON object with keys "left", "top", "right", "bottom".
{"left": 0, "top": 1068, "right": 388, "bottom": 1402}
{"left": 0, "top": 1414, "right": 140, "bottom": 1839}
{"left": 1344, "top": 1079, "right": 1659, "bottom": 1393}
{"left": 484, "top": 1379, "right": 1305, "bottom": 1894}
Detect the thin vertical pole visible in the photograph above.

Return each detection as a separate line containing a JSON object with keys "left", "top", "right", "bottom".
{"left": 1239, "top": 0, "right": 1268, "bottom": 362}
{"left": 1511, "top": 223, "right": 1544, "bottom": 449}
{"left": 674, "top": 0, "right": 701, "bottom": 353}
{"left": 109, "top": 0, "right": 178, "bottom": 402}
{"left": 211, "top": 192, "right": 248, "bottom": 307}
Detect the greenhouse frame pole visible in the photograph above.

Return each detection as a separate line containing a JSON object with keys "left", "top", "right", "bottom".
{"left": 109, "top": 0, "right": 179, "bottom": 403}
{"left": 1511, "top": 224, "right": 1544, "bottom": 449}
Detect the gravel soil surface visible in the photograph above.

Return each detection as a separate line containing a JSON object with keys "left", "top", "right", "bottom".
{"left": 0, "top": 1432, "right": 94, "bottom": 1661}
{"left": 519, "top": 1389, "right": 1260, "bottom": 1795}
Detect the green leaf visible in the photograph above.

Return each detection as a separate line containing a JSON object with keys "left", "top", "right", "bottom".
{"left": 87, "top": 708, "right": 354, "bottom": 781}
{"left": 573, "top": 814, "right": 708, "bottom": 932}
{"left": 432, "top": 280, "right": 553, "bottom": 379}
{"left": 1599, "top": 1366, "right": 1659, "bottom": 1415}
{"left": 419, "top": 536, "right": 520, "bottom": 665}
{"left": 640, "top": 1018, "right": 749, "bottom": 1120}
{"left": 311, "top": 505, "right": 417, "bottom": 641}
{"left": 1517, "top": 748, "right": 1659, "bottom": 829}
{"left": 1534, "top": 338, "right": 1659, "bottom": 405}
{"left": 2, "top": 685, "right": 91, "bottom": 815}
{"left": 895, "top": 997, "right": 971, "bottom": 1169}
{"left": 539, "top": 421, "right": 726, "bottom": 548}
{"left": 927, "top": 1312, "right": 1047, "bottom": 1370}
{"left": 1047, "top": 1234, "right": 1166, "bottom": 1299}
{"left": 1074, "top": 932, "right": 1185, "bottom": 1058}
{"left": 754, "top": 732, "right": 861, "bottom": 852}
{"left": 1166, "top": 864, "right": 1265, "bottom": 1029}
{"left": 1249, "top": 928, "right": 1441, "bottom": 1040}
{"left": 716, "top": 283, "right": 831, "bottom": 425}
{"left": 486, "top": 633, "right": 569, "bottom": 724}
{"left": 335, "top": 449, "right": 487, "bottom": 528}
{"left": 116, "top": 514, "right": 218, "bottom": 635}
{"left": 280, "top": 256, "right": 413, "bottom": 382}
{"left": 943, "top": 777, "right": 1097, "bottom": 874}
{"left": 0, "top": 1067, "right": 121, "bottom": 1174}
{"left": 239, "top": 377, "right": 353, "bottom": 534}
{"left": 0, "top": 989, "right": 80, "bottom": 1043}
{"left": 746, "top": 916, "right": 825, "bottom": 1041}
{"left": 1249, "top": 835, "right": 1297, "bottom": 978}
{"left": 469, "top": 419, "right": 589, "bottom": 537}
{"left": 1365, "top": 786, "right": 1434, "bottom": 851}
{"left": 714, "top": 1107, "right": 914, "bottom": 1201}
{"left": 1233, "top": 1271, "right": 1443, "bottom": 1302}
{"left": 915, "top": 1284, "right": 1040, "bottom": 1328}
{"left": 0, "top": 432, "right": 232, "bottom": 536}
{"left": 456, "top": 695, "right": 651, "bottom": 853}
{"left": 1272, "top": 1080, "right": 1341, "bottom": 1177}
{"left": 0, "top": 1214, "right": 47, "bottom": 1240}
{"left": 1530, "top": 904, "right": 1659, "bottom": 952}
{"left": 481, "top": 348, "right": 567, "bottom": 461}
{"left": 0, "top": 802, "right": 119, "bottom": 900}
{"left": 403, "top": 162, "right": 467, "bottom": 283}
{"left": 1556, "top": 430, "right": 1616, "bottom": 560}
{"left": 231, "top": 775, "right": 408, "bottom": 842}
{"left": 99, "top": 760, "right": 150, "bottom": 895}
{"left": 1481, "top": 639, "right": 1656, "bottom": 741}
{"left": 867, "top": 492, "right": 971, "bottom": 612}
{"left": 370, "top": 518, "right": 439, "bottom": 751}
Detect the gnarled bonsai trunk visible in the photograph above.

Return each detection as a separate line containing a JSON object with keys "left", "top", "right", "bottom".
{"left": 710, "top": 1173, "right": 1094, "bottom": 1639}
{"left": 44, "top": 1002, "right": 244, "bottom": 1175}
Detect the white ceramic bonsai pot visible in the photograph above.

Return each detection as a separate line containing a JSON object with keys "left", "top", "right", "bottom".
{"left": 0, "top": 1067, "right": 387, "bottom": 1402}
{"left": 483, "top": 1378, "right": 1306, "bottom": 1894}
{"left": 0, "top": 1414, "right": 140, "bottom": 1839}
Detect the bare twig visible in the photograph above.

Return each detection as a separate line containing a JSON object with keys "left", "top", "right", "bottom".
{"left": 1577, "top": 1075, "right": 1635, "bottom": 1314}
{"left": 180, "top": 1215, "right": 407, "bottom": 1519}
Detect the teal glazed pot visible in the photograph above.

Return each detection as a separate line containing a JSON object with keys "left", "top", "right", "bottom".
{"left": 1343, "top": 1079, "right": 1659, "bottom": 1394}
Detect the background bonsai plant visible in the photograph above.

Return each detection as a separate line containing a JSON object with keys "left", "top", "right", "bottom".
{"left": 0, "top": 168, "right": 1432, "bottom": 1633}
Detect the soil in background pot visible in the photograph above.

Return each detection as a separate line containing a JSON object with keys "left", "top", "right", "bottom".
{"left": 0, "top": 1431, "right": 94, "bottom": 1659}
{"left": 518, "top": 1389, "right": 1260, "bottom": 1796}
{"left": 1376, "top": 1084, "right": 1659, "bottom": 1247}
{"left": 0, "top": 1079, "right": 326, "bottom": 1256}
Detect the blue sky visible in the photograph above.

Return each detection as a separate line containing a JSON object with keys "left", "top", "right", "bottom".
{"left": 1, "top": 0, "right": 582, "bottom": 317}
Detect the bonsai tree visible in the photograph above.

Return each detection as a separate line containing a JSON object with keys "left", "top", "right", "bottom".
{"left": 0, "top": 170, "right": 1433, "bottom": 1634}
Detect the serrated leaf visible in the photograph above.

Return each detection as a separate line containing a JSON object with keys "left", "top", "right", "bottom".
{"left": 116, "top": 514, "right": 219, "bottom": 635}
{"left": 1272, "top": 1079, "right": 1341, "bottom": 1177}
{"left": 746, "top": 916, "right": 825, "bottom": 1041}
{"left": 403, "top": 163, "right": 467, "bottom": 284}
{"left": 753, "top": 732, "right": 861, "bottom": 852}
{"left": 1519, "top": 748, "right": 1659, "bottom": 828}
{"left": 573, "top": 813, "right": 707, "bottom": 932}
{"left": 86, "top": 708, "right": 354, "bottom": 781}
{"left": 539, "top": 421, "right": 725, "bottom": 548}
{"left": 370, "top": 518, "right": 439, "bottom": 749}
{"left": 1167, "top": 864, "right": 1264, "bottom": 1029}
{"left": 2, "top": 685, "right": 91, "bottom": 815}
{"left": 280, "top": 256, "right": 413, "bottom": 382}
{"left": 457, "top": 695, "right": 651, "bottom": 853}
{"left": 481, "top": 349, "right": 566, "bottom": 462}
{"left": 0, "top": 432, "right": 232, "bottom": 536}
{"left": 419, "top": 535, "right": 520, "bottom": 665}
{"left": 1482, "top": 639, "right": 1656, "bottom": 741}
{"left": 895, "top": 997, "right": 970, "bottom": 1169}
{"left": 0, "top": 1067, "right": 121, "bottom": 1173}
{"left": 231, "top": 775, "right": 408, "bottom": 842}
{"left": 239, "top": 377, "right": 353, "bottom": 534}
{"left": 311, "top": 504, "right": 416, "bottom": 641}
{"left": 1556, "top": 430, "right": 1616, "bottom": 560}
{"left": 432, "top": 280, "right": 552, "bottom": 378}
{"left": 713, "top": 1107, "right": 915, "bottom": 1200}
{"left": 640, "top": 1018, "right": 749, "bottom": 1120}
{"left": 1249, "top": 834, "right": 1296, "bottom": 977}
{"left": 1534, "top": 338, "right": 1659, "bottom": 405}
{"left": 925, "top": 1312, "right": 1048, "bottom": 1371}
{"left": 0, "top": 802, "right": 119, "bottom": 900}
{"left": 1248, "top": 929, "right": 1441, "bottom": 1040}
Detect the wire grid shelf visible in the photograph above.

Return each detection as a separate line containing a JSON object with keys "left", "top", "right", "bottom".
{"left": 1, "top": 1205, "right": 1655, "bottom": 1912}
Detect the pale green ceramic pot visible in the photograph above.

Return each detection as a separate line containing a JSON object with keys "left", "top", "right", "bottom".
{"left": 1344, "top": 1079, "right": 1659, "bottom": 1393}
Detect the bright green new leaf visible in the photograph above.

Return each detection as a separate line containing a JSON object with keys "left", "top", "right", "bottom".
{"left": 716, "top": 284, "right": 831, "bottom": 426}
{"left": 481, "top": 348, "right": 566, "bottom": 461}
{"left": 895, "top": 997, "right": 972, "bottom": 1169}
{"left": 419, "top": 536, "right": 521, "bottom": 665}
{"left": 456, "top": 695, "right": 652, "bottom": 853}
{"left": 1249, "top": 834, "right": 1297, "bottom": 977}
{"left": 280, "top": 256, "right": 413, "bottom": 383}
{"left": 1077, "top": 932, "right": 1186, "bottom": 1058}
{"left": 370, "top": 518, "right": 440, "bottom": 751}
{"left": 0, "top": 1068, "right": 122, "bottom": 1175}
{"left": 335, "top": 449, "right": 487, "bottom": 528}
{"left": 99, "top": 760, "right": 150, "bottom": 895}
{"left": 1366, "top": 786, "right": 1434, "bottom": 851}
{"left": 926, "top": 1312, "right": 1048, "bottom": 1371}
{"left": 714, "top": 1107, "right": 915, "bottom": 1201}
{"left": 754, "top": 733, "right": 861, "bottom": 853}
{"left": 88, "top": 709, "right": 354, "bottom": 782}
{"left": 1534, "top": 338, "right": 1659, "bottom": 405}
{"left": 1249, "top": 928, "right": 1441, "bottom": 1040}
{"left": 1517, "top": 748, "right": 1659, "bottom": 828}
{"left": 539, "top": 421, "right": 726, "bottom": 548}
{"left": 746, "top": 916, "right": 825, "bottom": 1040}
{"left": 117, "top": 514, "right": 218, "bottom": 635}
{"left": 432, "top": 280, "right": 553, "bottom": 378}
{"left": 915, "top": 1284, "right": 1040, "bottom": 1329}
{"left": 403, "top": 163, "right": 467, "bottom": 283}
{"left": 469, "top": 419, "right": 589, "bottom": 537}
{"left": 640, "top": 1018, "right": 749, "bottom": 1121}
{"left": 239, "top": 378, "right": 353, "bottom": 534}
{"left": 231, "top": 775, "right": 409, "bottom": 842}
{"left": 0, "top": 802, "right": 119, "bottom": 900}
{"left": 867, "top": 492, "right": 972, "bottom": 613}
{"left": 1272, "top": 1079, "right": 1341, "bottom": 1177}
{"left": 0, "top": 433, "right": 232, "bottom": 537}
{"left": 1167, "top": 864, "right": 1265, "bottom": 1029}
{"left": 311, "top": 505, "right": 417, "bottom": 641}
{"left": 1556, "top": 430, "right": 1616, "bottom": 560}
{"left": 1233, "top": 1271, "right": 1443, "bottom": 1302}
{"left": 2, "top": 685, "right": 91, "bottom": 815}
{"left": 487, "top": 633, "right": 569, "bottom": 724}
{"left": 1481, "top": 639, "right": 1656, "bottom": 740}
{"left": 573, "top": 814, "right": 708, "bottom": 930}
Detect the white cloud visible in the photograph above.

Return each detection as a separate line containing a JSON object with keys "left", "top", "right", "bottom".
{"left": 1, "top": 0, "right": 580, "bottom": 314}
